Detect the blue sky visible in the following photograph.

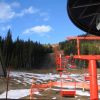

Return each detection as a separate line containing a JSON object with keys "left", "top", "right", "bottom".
{"left": 0, "top": 0, "right": 84, "bottom": 44}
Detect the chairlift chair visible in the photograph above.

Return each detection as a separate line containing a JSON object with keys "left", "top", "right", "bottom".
{"left": 56, "top": 54, "right": 65, "bottom": 72}
{"left": 60, "top": 78, "right": 76, "bottom": 97}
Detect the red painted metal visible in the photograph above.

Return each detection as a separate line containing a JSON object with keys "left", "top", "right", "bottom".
{"left": 30, "top": 79, "right": 100, "bottom": 99}
{"left": 56, "top": 68, "right": 65, "bottom": 72}
{"left": 59, "top": 54, "right": 62, "bottom": 68}
{"left": 54, "top": 36, "right": 100, "bottom": 99}
{"left": 60, "top": 90, "right": 76, "bottom": 97}
{"left": 89, "top": 60, "right": 98, "bottom": 100}
{"left": 59, "top": 70, "right": 76, "bottom": 97}
{"left": 77, "top": 38, "right": 80, "bottom": 55}
{"left": 67, "top": 36, "right": 100, "bottom": 40}
{"left": 85, "top": 76, "right": 90, "bottom": 81}
{"left": 60, "top": 79, "right": 76, "bottom": 97}
{"left": 56, "top": 54, "right": 65, "bottom": 71}
{"left": 67, "top": 36, "right": 100, "bottom": 56}
{"left": 66, "top": 36, "right": 100, "bottom": 100}
{"left": 74, "top": 55, "right": 100, "bottom": 60}
{"left": 54, "top": 47, "right": 66, "bottom": 71}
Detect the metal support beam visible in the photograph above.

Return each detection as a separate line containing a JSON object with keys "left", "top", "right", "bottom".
{"left": 77, "top": 38, "right": 80, "bottom": 55}
{"left": 89, "top": 60, "right": 98, "bottom": 100}
{"left": 72, "top": 2, "right": 100, "bottom": 9}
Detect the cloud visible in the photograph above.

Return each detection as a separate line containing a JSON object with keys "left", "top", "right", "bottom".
{"left": 24, "top": 6, "right": 39, "bottom": 14}
{"left": 0, "top": 2, "right": 39, "bottom": 22}
{"left": 16, "top": 6, "right": 39, "bottom": 17}
{"left": 0, "top": 1, "right": 50, "bottom": 23}
{"left": 0, "top": 2, "right": 15, "bottom": 21}
{"left": 23, "top": 25, "right": 52, "bottom": 36}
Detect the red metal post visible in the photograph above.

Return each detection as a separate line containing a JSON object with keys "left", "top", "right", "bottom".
{"left": 76, "top": 38, "right": 80, "bottom": 55}
{"left": 60, "top": 54, "right": 62, "bottom": 68}
{"left": 67, "top": 36, "right": 100, "bottom": 100}
{"left": 89, "top": 59, "right": 98, "bottom": 100}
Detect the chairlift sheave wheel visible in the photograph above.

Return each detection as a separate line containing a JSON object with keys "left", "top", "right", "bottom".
{"left": 67, "top": 0, "right": 100, "bottom": 36}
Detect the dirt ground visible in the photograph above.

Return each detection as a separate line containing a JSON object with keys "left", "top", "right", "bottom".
{"left": 0, "top": 68, "right": 100, "bottom": 99}
{"left": 22, "top": 89, "right": 90, "bottom": 100}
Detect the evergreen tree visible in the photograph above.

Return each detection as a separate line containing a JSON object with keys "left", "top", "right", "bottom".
{"left": 0, "top": 30, "right": 53, "bottom": 70}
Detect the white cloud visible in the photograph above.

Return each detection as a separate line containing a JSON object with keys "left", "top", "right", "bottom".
{"left": 0, "top": 1, "right": 50, "bottom": 23}
{"left": 0, "top": 2, "right": 39, "bottom": 22}
{"left": 23, "top": 25, "right": 52, "bottom": 36}
{"left": 24, "top": 6, "right": 38, "bottom": 14}
{"left": 0, "top": 2, "right": 15, "bottom": 21}
{"left": 16, "top": 6, "right": 39, "bottom": 17}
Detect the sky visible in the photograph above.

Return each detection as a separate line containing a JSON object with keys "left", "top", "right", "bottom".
{"left": 0, "top": 0, "right": 84, "bottom": 44}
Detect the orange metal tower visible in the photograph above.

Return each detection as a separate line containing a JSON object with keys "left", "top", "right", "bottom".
{"left": 67, "top": 36, "right": 100, "bottom": 100}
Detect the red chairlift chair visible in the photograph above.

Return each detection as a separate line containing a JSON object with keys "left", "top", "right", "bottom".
{"left": 60, "top": 90, "right": 76, "bottom": 97}
{"left": 56, "top": 54, "right": 65, "bottom": 72}
{"left": 60, "top": 79, "right": 76, "bottom": 97}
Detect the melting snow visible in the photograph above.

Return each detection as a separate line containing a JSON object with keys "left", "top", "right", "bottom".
{"left": 0, "top": 89, "right": 41, "bottom": 99}
{"left": 76, "top": 90, "right": 90, "bottom": 96}
{"left": 0, "top": 89, "right": 30, "bottom": 99}
{"left": 52, "top": 97, "right": 56, "bottom": 99}
{"left": 1, "top": 71, "right": 100, "bottom": 99}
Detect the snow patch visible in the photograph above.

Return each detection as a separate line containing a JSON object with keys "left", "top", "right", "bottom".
{"left": 0, "top": 89, "right": 41, "bottom": 99}
{"left": 76, "top": 90, "right": 90, "bottom": 96}
{"left": 0, "top": 89, "right": 29, "bottom": 99}
{"left": 52, "top": 97, "right": 56, "bottom": 99}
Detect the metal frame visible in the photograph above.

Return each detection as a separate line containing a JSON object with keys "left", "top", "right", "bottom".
{"left": 67, "top": 36, "right": 100, "bottom": 100}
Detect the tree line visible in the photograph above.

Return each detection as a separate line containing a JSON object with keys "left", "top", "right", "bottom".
{"left": 59, "top": 34, "right": 100, "bottom": 68}
{"left": 0, "top": 30, "right": 52, "bottom": 70}
{"left": 59, "top": 35, "right": 100, "bottom": 55}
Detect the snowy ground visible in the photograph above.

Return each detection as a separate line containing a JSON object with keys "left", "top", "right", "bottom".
{"left": 0, "top": 71, "right": 100, "bottom": 99}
